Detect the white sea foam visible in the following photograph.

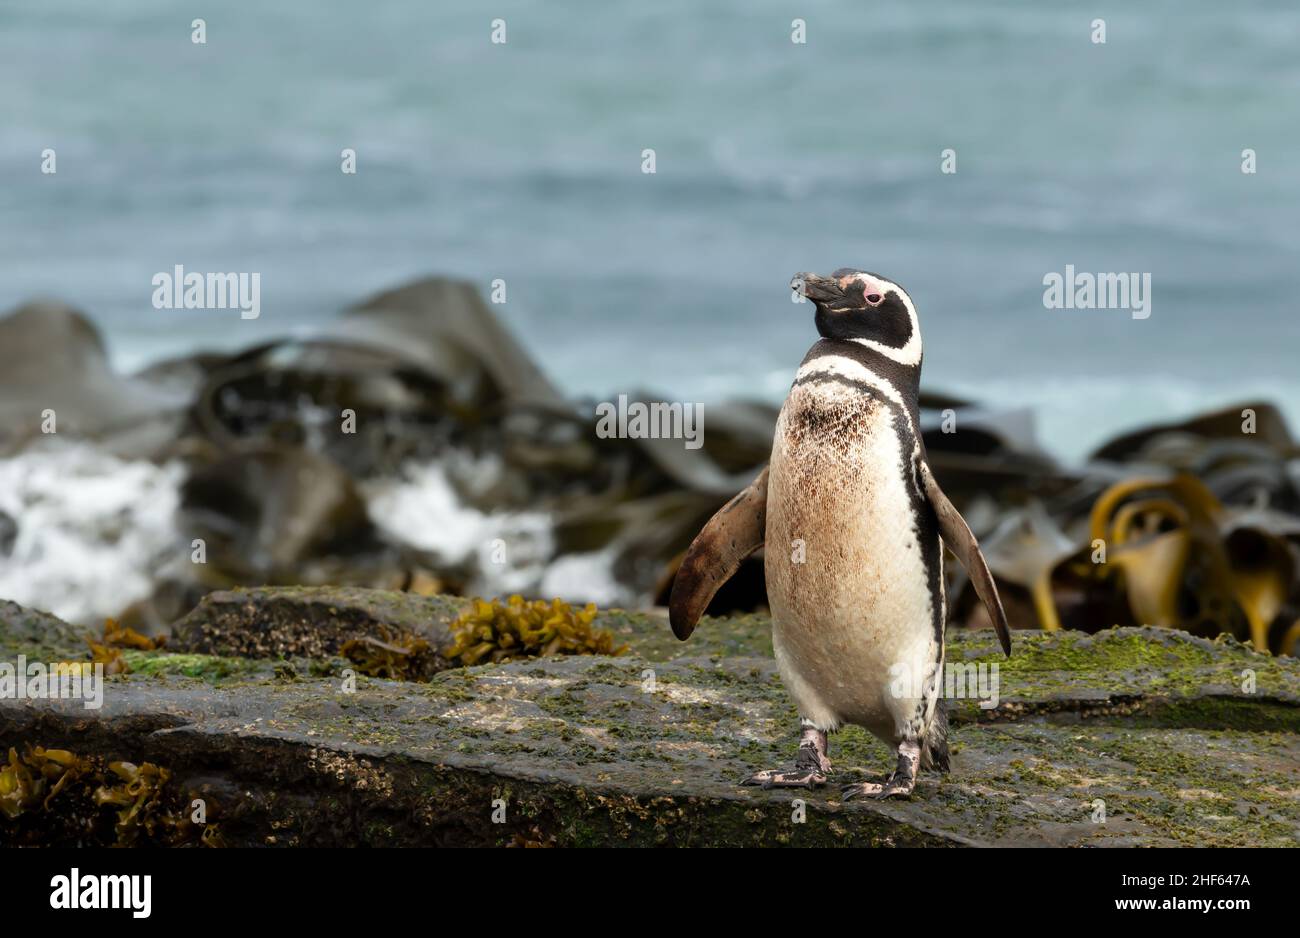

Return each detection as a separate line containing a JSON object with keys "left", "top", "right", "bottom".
{"left": 0, "top": 441, "right": 185, "bottom": 624}
{"left": 362, "top": 459, "right": 531, "bottom": 565}
{"left": 539, "top": 548, "right": 629, "bottom": 608}
{"left": 361, "top": 458, "right": 634, "bottom": 605}
{"left": 0, "top": 446, "right": 635, "bottom": 623}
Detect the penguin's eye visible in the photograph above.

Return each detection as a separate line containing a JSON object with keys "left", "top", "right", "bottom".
{"left": 866, "top": 293, "right": 883, "bottom": 304}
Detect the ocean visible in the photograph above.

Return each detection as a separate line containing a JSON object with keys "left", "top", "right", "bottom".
{"left": 3, "top": 0, "right": 1299, "bottom": 462}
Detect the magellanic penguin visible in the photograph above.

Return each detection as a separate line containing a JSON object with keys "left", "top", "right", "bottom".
{"left": 669, "top": 269, "right": 1011, "bottom": 799}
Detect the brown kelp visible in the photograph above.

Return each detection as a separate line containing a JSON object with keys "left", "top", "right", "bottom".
{"left": 951, "top": 406, "right": 1300, "bottom": 655}
{"left": 341, "top": 627, "right": 443, "bottom": 682}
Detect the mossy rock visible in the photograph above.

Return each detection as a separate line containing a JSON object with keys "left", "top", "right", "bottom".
{"left": 3, "top": 594, "right": 1299, "bottom": 846}
{"left": 0, "top": 599, "right": 92, "bottom": 661}
{"left": 164, "top": 586, "right": 775, "bottom": 663}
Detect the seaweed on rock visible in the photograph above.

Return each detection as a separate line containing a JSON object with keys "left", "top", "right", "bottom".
{"left": 443, "top": 596, "right": 628, "bottom": 667}
{"left": 0, "top": 746, "right": 218, "bottom": 846}
{"left": 341, "top": 627, "right": 443, "bottom": 681}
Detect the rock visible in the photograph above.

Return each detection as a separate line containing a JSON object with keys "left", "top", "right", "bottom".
{"left": 188, "top": 339, "right": 471, "bottom": 478}
{"left": 169, "top": 585, "right": 466, "bottom": 659}
{"left": 178, "top": 444, "right": 385, "bottom": 583}
{"left": 340, "top": 277, "right": 568, "bottom": 409}
{"left": 0, "top": 510, "right": 15, "bottom": 557}
{"left": 3, "top": 591, "right": 1298, "bottom": 846}
{"left": 1090, "top": 401, "right": 1293, "bottom": 464}
{"left": 0, "top": 598, "right": 91, "bottom": 657}
{"left": 0, "top": 300, "right": 187, "bottom": 454}
{"left": 691, "top": 400, "right": 779, "bottom": 474}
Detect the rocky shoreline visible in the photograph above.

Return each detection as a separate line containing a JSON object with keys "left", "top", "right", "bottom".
{"left": 4, "top": 275, "right": 1300, "bottom": 846}
{"left": 3, "top": 590, "right": 1298, "bottom": 847}
{"left": 3, "top": 276, "right": 1299, "bottom": 659}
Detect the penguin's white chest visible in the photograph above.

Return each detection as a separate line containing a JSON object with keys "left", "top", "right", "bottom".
{"left": 764, "top": 382, "right": 940, "bottom": 738}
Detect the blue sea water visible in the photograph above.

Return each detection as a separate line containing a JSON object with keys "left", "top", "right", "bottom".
{"left": 3, "top": 1, "right": 1299, "bottom": 461}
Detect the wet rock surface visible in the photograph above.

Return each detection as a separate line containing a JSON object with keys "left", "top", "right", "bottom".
{"left": 3, "top": 589, "right": 1298, "bottom": 847}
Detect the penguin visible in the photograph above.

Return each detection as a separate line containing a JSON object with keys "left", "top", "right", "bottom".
{"left": 669, "top": 269, "right": 1011, "bottom": 799}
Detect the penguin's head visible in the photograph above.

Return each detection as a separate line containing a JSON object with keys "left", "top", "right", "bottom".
{"left": 790, "top": 269, "right": 921, "bottom": 363}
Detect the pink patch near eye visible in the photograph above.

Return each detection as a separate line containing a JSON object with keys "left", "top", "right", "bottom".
{"left": 851, "top": 273, "right": 890, "bottom": 305}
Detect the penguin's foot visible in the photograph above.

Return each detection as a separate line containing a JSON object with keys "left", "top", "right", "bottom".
{"left": 740, "top": 724, "right": 831, "bottom": 789}
{"left": 841, "top": 739, "right": 921, "bottom": 801}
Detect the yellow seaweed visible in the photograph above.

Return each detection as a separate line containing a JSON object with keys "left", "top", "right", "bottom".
{"left": 103, "top": 618, "right": 166, "bottom": 651}
{"left": 63, "top": 618, "right": 166, "bottom": 677}
{"left": 443, "top": 595, "right": 627, "bottom": 667}
{"left": 0, "top": 745, "right": 215, "bottom": 846}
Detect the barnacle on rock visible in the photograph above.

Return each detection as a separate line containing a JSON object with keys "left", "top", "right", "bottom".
{"left": 442, "top": 596, "right": 627, "bottom": 667}
{"left": 341, "top": 628, "right": 443, "bottom": 682}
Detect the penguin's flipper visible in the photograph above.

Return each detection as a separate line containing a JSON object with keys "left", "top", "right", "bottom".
{"left": 918, "top": 461, "right": 1012, "bottom": 656}
{"left": 668, "top": 466, "right": 768, "bottom": 640}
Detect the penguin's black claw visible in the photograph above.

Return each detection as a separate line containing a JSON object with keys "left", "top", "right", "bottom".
{"left": 740, "top": 768, "right": 828, "bottom": 789}
{"left": 877, "top": 776, "right": 917, "bottom": 799}
{"left": 840, "top": 780, "right": 886, "bottom": 801}
{"left": 840, "top": 776, "right": 916, "bottom": 800}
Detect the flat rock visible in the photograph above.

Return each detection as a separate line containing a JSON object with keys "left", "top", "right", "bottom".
{"left": 169, "top": 586, "right": 467, "bottom": 659}
{"left": 2, "top": 590, "right": 1299, "bottom": 846}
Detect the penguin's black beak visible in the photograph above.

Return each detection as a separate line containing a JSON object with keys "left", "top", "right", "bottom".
{"left": 791, "top": 272, "right": 844, "bottom": 304}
